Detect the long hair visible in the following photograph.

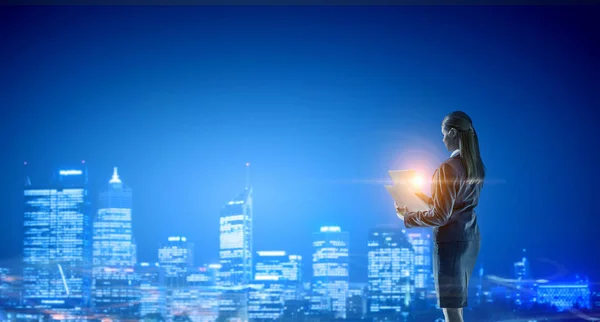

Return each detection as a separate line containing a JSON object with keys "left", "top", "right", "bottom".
{"left": 443, "top": 111, "right": 486, "bottom": 184}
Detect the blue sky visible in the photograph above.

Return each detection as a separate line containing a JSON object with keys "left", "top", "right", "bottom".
{"left": 1, "top": 6, "right": 598, "bottom": 282}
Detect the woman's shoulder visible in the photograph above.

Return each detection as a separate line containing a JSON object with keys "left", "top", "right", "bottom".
{"left": 440, "top": 155, "right": 466, "bottom": 178}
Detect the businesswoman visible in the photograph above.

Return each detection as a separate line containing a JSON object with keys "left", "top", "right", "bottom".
{"left": 396, "top": 111, "right": 484, "bottom": 322}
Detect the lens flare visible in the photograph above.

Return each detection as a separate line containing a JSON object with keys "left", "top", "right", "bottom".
{"left": 411, "top": 175, "right": 424, "bottom": 189}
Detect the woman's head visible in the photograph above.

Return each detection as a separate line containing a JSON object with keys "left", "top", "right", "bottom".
{"left": 441, "top": 111, "right": 485, "bottom": 183}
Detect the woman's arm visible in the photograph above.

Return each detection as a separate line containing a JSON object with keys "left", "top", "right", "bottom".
{"left": 404, "top": 163, "right": 457, "bottom": 228}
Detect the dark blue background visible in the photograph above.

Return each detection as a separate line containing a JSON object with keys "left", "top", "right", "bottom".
{"left": 1, "top": 6, "right": 598, "bottom": 283}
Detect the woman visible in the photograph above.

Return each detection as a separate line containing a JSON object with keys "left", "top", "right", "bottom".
{"left": 396, "top": 111, "right": 485, "bottom": 322}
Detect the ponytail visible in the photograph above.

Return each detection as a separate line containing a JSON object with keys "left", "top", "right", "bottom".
{"left": 458, "top": 127, "right": 485, "bottom": 184}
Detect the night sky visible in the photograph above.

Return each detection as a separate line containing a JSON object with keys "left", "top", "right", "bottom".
{"left": 1, "top": 6, "right": 599, "bottom": 283}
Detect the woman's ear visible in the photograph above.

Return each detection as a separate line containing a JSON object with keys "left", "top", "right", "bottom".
{"left": 449, "top": 128, "right": 457, "bottom": 138}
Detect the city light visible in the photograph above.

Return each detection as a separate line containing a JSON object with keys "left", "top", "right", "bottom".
{"left": 109, "top": 167, "right": 121, "bottom": 183}
{"left": 59, "top": 169, "right": 82, "bottom": 176}
{"left": 320, "top": 226, "right": 341, "bottom": 232}
{"left": 257, "top": 251, "right": 286, "bottom": 256}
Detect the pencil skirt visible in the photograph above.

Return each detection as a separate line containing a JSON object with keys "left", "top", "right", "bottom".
{"left": 433, "top": 239, "right": 480, "bottom": 308}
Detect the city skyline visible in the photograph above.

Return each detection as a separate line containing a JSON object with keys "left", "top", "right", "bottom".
{"left": 3, "top": 162, "right": 595, "bottom": 321}
{"left": 1, "top": 4, "right": 599, "bottom": 321}
{"left": 8, "top": 161, "right": 597, "bottom": 285}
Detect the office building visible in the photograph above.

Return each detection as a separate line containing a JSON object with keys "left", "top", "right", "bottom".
{"left": 248, "top": 251, "right": 302, "bottom": 320}
{"left": 404, "top": 228, "right": 432, "bottom": 302}
{"left": 92, "top": 168, "right": 139, "bottom": 318}
{"left": 23, "top": 164, "right": 92, "bottom": 309}
{"left": 138, "top": 262, "right": 165, "bottom": 319}
{"left": 367, "top": 228, "right": 414, "bottom": 315}
{"left": 310, "top": 226, "right": 349, "bottom": 319}
{"left": 159, "top": 236, "right": 194, "bottom": 321}
{"left": 218, "top": 168, "right": 253, "bottom": 321}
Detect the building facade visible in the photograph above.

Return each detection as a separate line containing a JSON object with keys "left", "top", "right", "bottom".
{"left": 310, "top": 226, "right": 349, "bottom": 319}
{"left": 92, "top": 168, "right": 139, "bottom": 318}
{"left": 367, "top": 228, "right": 414, "bottom": 316}
{"left": 218, "top": 183, "right": 253, "bottom": 321}
{"left": 23, "top": 164, "right": 92, "bottom": 309}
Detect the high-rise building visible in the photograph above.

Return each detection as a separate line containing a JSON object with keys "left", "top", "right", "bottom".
{"left": 159, "top": 236, "right": 195, "bottom": 321}
{"left": 218, "top": 187, "right": 253, "bottom": 287}
{"left": 513, "top": 248, "right": 534, "bottom": 307}
{"left": 92, "top": 168, "right": 139, "bottom": 318}
{"left": 537, "top": 283, "right": 591, "bottom": 311}
{"left": 404, "top": 228, "right": 432, "bottom": 302}
{"left": 248, "top": 251, "right": 303, "bottom": 320}
{"left": 218, "top": 169, "right": 253, "bottom": 321}
{"left": 159, "top": 236, "right": 194, "bottom": 286}
{"left": 282, "top": 255, "right": 303, "bottom": 301}
{"left": 347, "top": 283, "right": 367, "bottom": 319}
{"left": 165, "top": 265, "right": 220, "bottom": 322}
{"left": 367, "top": 228, "right": 414, "bottom": 316}
{"left": 310, "top": 226, "right": 349, "bottom": 319}
{"left": 137, "top": 262, "right": 165, "bottom": 319}
{"left": 23, "top": 164, "right": 92, "bottom": 309}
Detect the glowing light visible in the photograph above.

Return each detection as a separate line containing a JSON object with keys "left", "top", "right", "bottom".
{"left": 257, "top": 251, "right": 286, "bottom": 256}
{"left": 109, "top": 167, "right": 121, "bottom": 184}
{"left": 24, "top": 161, "right": 27, "bottom": 165}
{"left": 411, "top": 174, "right": 424, "bottom": 189}
{"left": 320, "top": 226, "right": 341, "bottom": 233}
{"left": 168, "top": 236, "right": 181, "bottom": 242}
{"left": 209, "top": 264, "right": 222, "bottom": 269}
{"left": 536, "top": 279, "right": 549, "bottom": 283}
{"left": 81, "top": 160, "right": 85, "bottom": 164}
{"left": 255, "top": 275, "right": 279, "bottom": 281}
{"left": 57, "top": 264, "right": 69, "bottom": 295}
{"left": 59, "top": 170, "right": 82, "bottom": 176}
{"left": 246, "top": 162, "right": 250, "bottom": 166}
{"left": 289, "top": 255, "right": 301, "bottom": 260}
{"left": 182, "top": 237, "right": 187, "bottom": 242}
{"left": 140, "top": 262, "right": 150, "bottom": 267}
{"left": 538, "top": 284, "right": 589, "bottom": 288}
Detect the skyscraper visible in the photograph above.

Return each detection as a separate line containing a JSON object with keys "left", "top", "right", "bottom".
{"left": 513, "top": 248, "right": 533, "bottom": 307}
{"left": 137, "top": 262, "right": 165, "bottom": 319}
{"left": 92, "top": 168, "right": 139, "bottom": 318}
{"left": 23, "top": 164, "right": 92, "bottom": 309}
{"left": 218, "top": 188, "right": 253, "bottom": 287}
{"left": 404, "top": 228, "right": 432, "bottom": 302}
{"left": 159, "top": 236, "right": 195, "bottom": 321}
{"left": 311, "top": 226, "right": 349, "bottom": 319}
{"left": 248, "top": 251, "right": 303, "bottom": 320}
{"left": 367, "top": 228, "right": 414, "bottom": 316}
{"left": 347, "top": 283, "right": 367, "bottom": 319}
{"left": 159, "top": 236, "right": 194, "bottom": 287}
{"left": 218, "top": 167, "right": 253, "bottom": 321}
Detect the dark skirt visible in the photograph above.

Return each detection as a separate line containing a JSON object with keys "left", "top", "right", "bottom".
{"left": 433, "top": 239, "right": 481, "bottom": 308}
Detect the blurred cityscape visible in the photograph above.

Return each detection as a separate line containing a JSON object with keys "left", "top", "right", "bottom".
{"left": 0, "top": 162, "right": 598, "bottom": 322}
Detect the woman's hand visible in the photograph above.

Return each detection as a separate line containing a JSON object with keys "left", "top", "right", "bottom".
{"left": 395, "top": 202, "right": 408, "bottom": 220}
